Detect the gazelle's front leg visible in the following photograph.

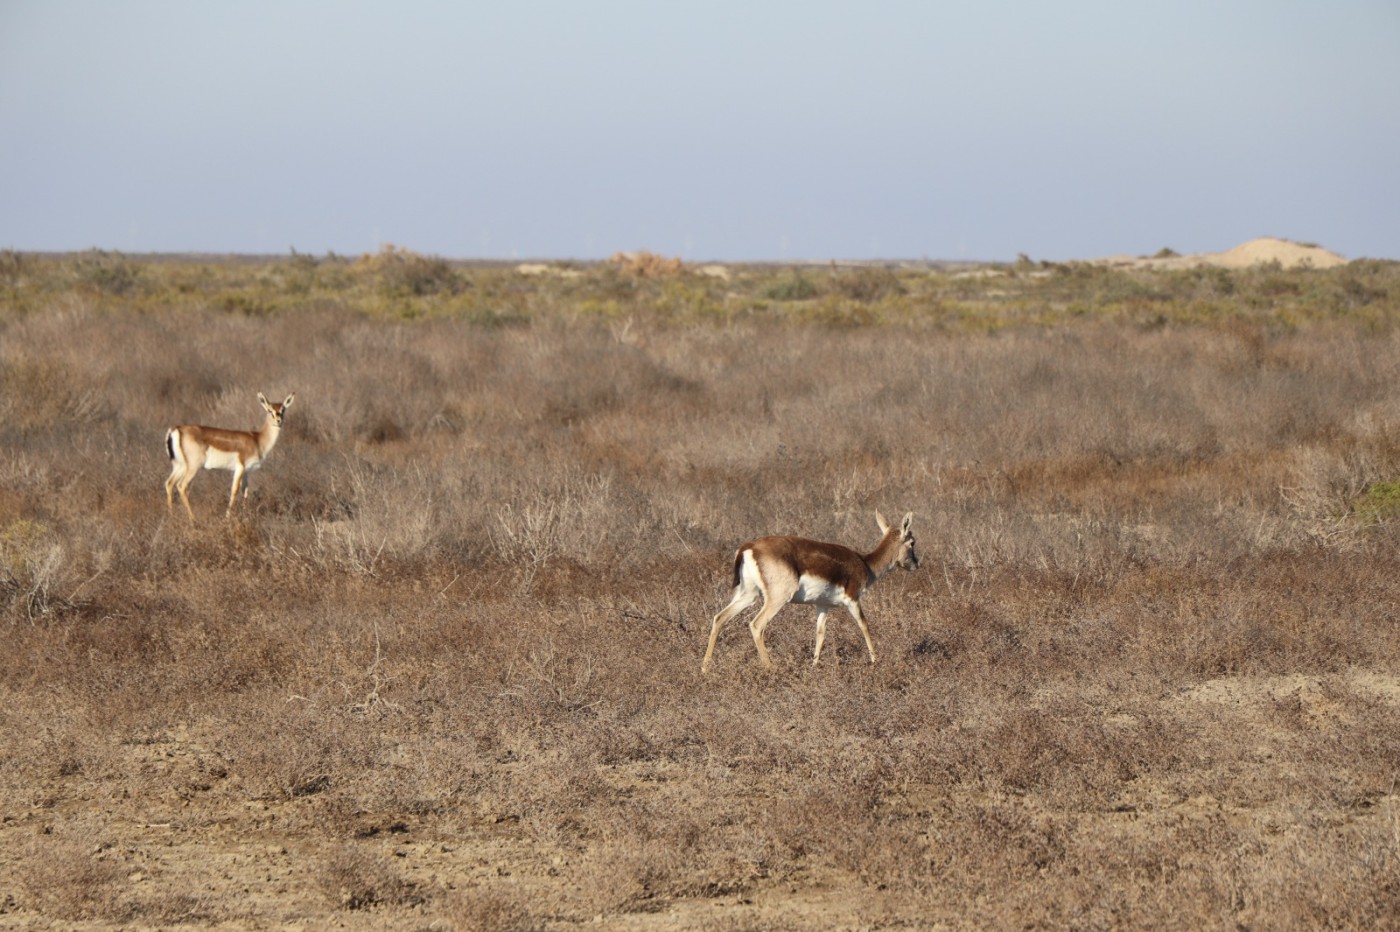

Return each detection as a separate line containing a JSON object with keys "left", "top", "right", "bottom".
{"left": 812, "top": 609, "right": 830, "bottom": 665}
{"left": 846, "top": 601, "right": 877, "bottom": 664}
{"left": 226, "top": 465, "right": 246, "bottom": 516}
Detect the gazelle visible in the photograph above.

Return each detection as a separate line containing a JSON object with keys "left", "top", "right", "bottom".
{"left": 165, "top": 392, "right": 295, "bottom": 519}
{"left": 702, "top": 512, "right": 920, "bottom": 673}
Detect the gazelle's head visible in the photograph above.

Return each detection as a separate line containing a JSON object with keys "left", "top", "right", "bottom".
{"left": 258, "top": 392, "right": 296, "bottom": 426}
{"left": 876, "top": 511, "right": 920, "bottom": 571}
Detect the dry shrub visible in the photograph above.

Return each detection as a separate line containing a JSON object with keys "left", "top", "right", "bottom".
{"left": 489, "top": 468, "right": 615, "bottom": 587}
{"left": 317, "top": 844, "right": 421, "bottom": 911}
{"left": 608, "top": 250, "right": 684, "bottom": 277}
{"left": 308, "top": 459, "right": 439, "bottom": 574}
{"left": 1235, "top": 806, "right": 1400, "bottom": 928}
{"left": 355, "top": 243, "right": 465, "bottom": 296}
{"left": 14, "top": 825, "right": 126, "bottom": 922}
{"left": 441, "top": 885, "right": 538, "bottom": 931}
{"left": 579, "top": 802, "right": 766, "bottom": 911}
{"left": 0, "top": 517, "right": 72, "bottom": 622}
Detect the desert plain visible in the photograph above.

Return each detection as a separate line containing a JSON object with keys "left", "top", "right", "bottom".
{"left": 2, "top": 242, "right": 1399, "bottom": 928}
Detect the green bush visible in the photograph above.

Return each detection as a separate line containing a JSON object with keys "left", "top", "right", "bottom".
{"left": 1353, "top": 480, "right": 1400, "bottom": 525}
{"left": 763, "top": 271, "right": 821, "bottom": 301}
{"left": 831, "top": 266, "right": 905, "bottom": 302}
{"left": 70, "top": 250, "right": 144, "bottom": 296}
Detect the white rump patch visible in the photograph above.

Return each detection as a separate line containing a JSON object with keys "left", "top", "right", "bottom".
{"left": 738, "top": 549, "right": 762, "bottom": 592}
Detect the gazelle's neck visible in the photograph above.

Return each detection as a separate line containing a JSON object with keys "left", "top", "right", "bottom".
{"left": 862, "top": 529, "right": 902, "bottom": 579}
{"left": 257, "top": 415, "right": 282, "bottom": 455}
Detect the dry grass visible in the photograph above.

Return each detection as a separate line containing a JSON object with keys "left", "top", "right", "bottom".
{"left": 2, "top": 254, "right": 1400, "bottom": 927}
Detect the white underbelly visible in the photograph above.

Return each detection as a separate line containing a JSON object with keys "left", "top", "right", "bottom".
{"left": 202, "top": 448, "right": 251, "bottom": 471}
{"left": 792, "top": 573, "right": 847, "bottom": 607}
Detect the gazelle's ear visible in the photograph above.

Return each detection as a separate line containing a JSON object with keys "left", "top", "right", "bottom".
{"left": 283, "top": 393, "right": 296, "bottom": 407}
{"left": 901, "top": 512, "right": 914, "bottom": 533}
{"left": 875, "top": 511, "right": 889, "bottom": 533}
{"left": 258, "top": 392, "right": 270, "bottom": 408}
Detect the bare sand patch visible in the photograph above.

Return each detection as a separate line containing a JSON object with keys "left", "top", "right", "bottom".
{"left": 1092, "top": 237, "right": 1347, "bottom": 271}
{"left": 1180, "top": 670, "right": 1400, "bottom": 707}
{"left": 515, "top": 262, "right": 582, "bottom": 279}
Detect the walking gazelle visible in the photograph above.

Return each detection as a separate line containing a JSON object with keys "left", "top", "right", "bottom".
{"left": 165, "top": 392, "right": 295, "bottom": 519}
{"left": 702, "top": 512, "right": 920, "bottom": 673}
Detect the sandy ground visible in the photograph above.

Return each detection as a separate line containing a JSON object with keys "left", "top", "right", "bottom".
{"left": 4, "top": 667, "right": 1396, "bottom": 928}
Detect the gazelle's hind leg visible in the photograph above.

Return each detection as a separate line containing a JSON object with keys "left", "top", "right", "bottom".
{"left": 175, "top": 473, "right": 197, "bottom": 520}
{"left": 702, "top": 583, "right": 759, "bottom": 673}
{"left": 164, "top": 463, "right": 183, "bottom": 513}
{"left": 176, "top": 456, "right": 201, "bottom": 521}
{"left": 168, "top": 433, "right": 201, "bottom": 520}
{"left": 748, "top": 576, "right": 797, "bottom": 670}
{"left": 164, "top": 430, "right": 185, "bottom": 514}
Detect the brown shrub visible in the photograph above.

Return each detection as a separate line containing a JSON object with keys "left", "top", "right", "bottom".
{"left": 608, "top": 250, "right": 684, "bottom": 277}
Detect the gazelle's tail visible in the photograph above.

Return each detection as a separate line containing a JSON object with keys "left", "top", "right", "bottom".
{"left": 730, "top": 550, "right": 746, "bottom": 590}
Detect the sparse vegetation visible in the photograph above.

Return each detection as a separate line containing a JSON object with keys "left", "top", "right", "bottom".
{"left": 762, "top": 269, "right": 823, "bottom": 301}
{"left": 1, "top": 253, "right": 1400, "bottom": 926}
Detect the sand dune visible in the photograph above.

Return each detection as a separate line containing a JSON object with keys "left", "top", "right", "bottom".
{"left": 1094, "top": 237, "right": 1347, "bottom": 270}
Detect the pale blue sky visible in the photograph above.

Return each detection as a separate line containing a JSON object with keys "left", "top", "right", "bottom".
{"left": 2, "top": 1, "right": 1397, "bottom": 261}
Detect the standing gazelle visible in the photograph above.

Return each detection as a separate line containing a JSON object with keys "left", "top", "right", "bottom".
{"left": 165, "top": 392, "right": 295, "bottom": 519}
{"left": 702, "top": 512, "right": 920, "bottom": 673}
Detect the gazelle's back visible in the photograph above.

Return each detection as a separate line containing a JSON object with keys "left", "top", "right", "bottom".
{"left": 746, "top": 535, "right": 869, "bottom": 597}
